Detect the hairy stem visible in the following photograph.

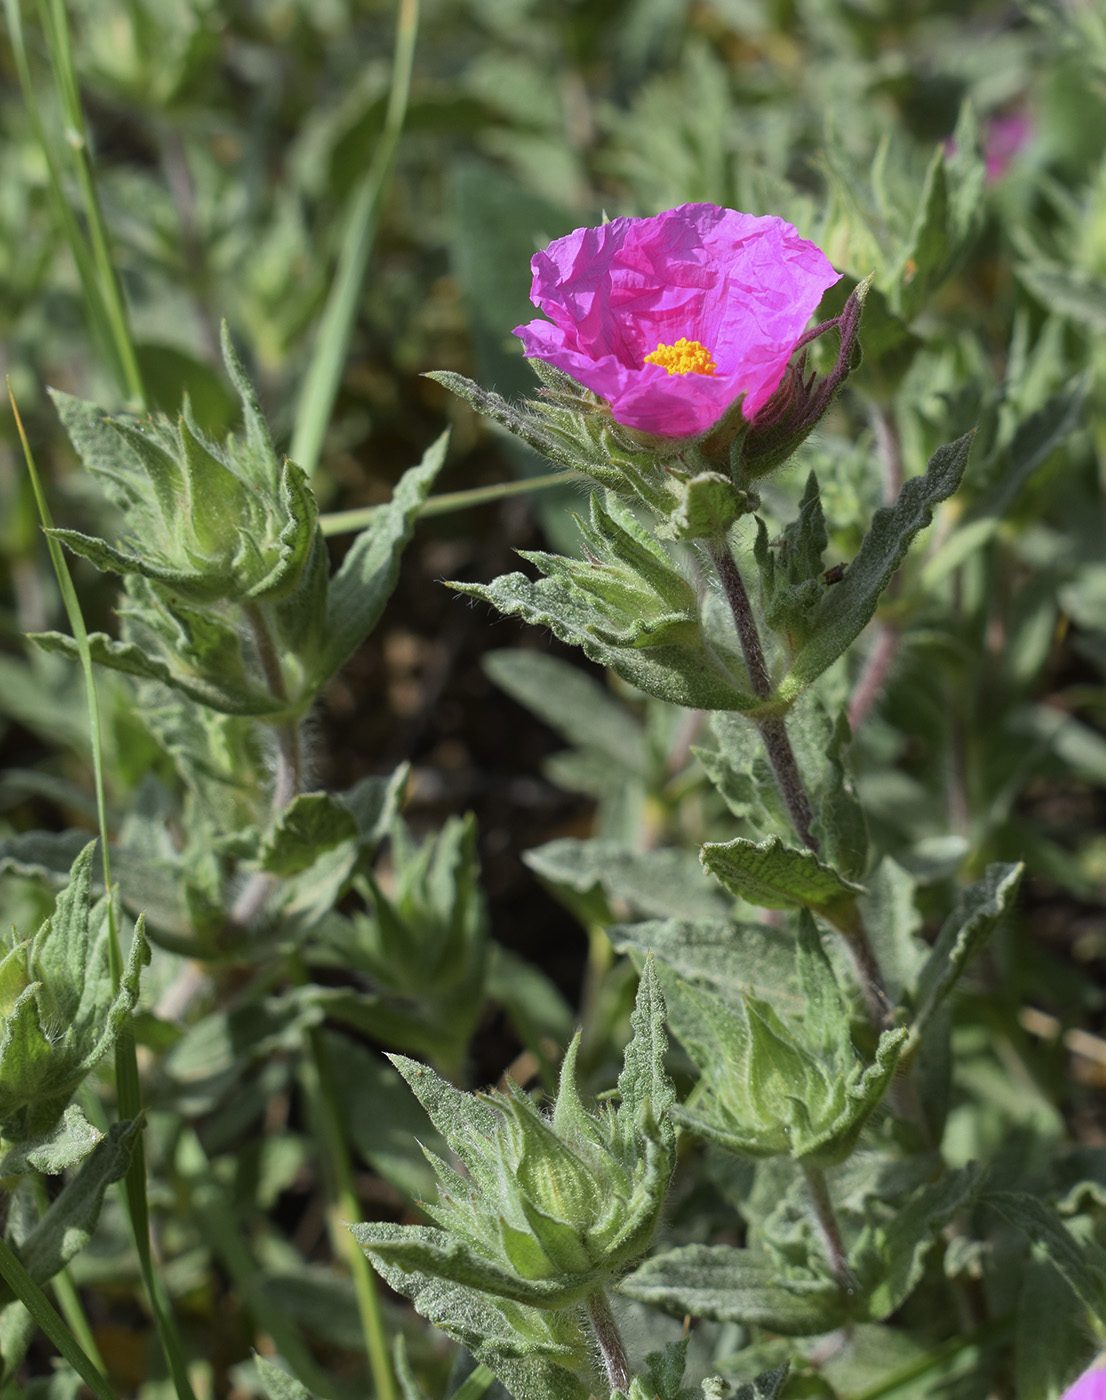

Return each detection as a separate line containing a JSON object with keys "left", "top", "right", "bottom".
{"left": 802, "top": 1163, "right": 854, "bottom": 1295}
{"left": 708, "top": 538, "right": 818, "bottom": 850}
{"left": 585, "top": 1286, "right": 631, "bottom": 1394}
{"left": 231, "top": 605, "right": 304, "bottom": 930}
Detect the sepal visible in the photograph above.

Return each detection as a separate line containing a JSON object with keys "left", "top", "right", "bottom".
{"left": 359, "top": 966, "right": 675, "bottom": 1313}
{"left": 667, "top": 914, "right": 904, "bottom": 1166}
{"left": 0, "top": 843, "right": 149, "bottom": 1141}
{"left": 451, "top": 495, "right": 759, "bottom": 713}
{"left": 734, "top": 278, "right": 870, "bottom": 483}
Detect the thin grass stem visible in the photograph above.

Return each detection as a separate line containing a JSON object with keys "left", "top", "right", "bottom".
{"left": 292, "top": 975, "right": 399, "bottom": 1400}
{"left": 0, "top": 1235, "right": 120, "bottom": 1400}
{"left": 30, "top": 0, "right": 145, "bottom": 408}
{"left": 11, "top": 386, "right": 197, "bottom": 1400}
{"left": 319, "top": 469, "right": 578, "bottom": 536}
{"left": 291, "top": 0, "right": 420, "bottom": 476}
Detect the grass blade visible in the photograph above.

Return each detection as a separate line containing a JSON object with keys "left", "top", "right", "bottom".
{"left": 10, "top": 385, "right": 196, "bottom": 1400}
{"left": 290, "top": 0, "right": 420, "bottom": 476}
{"left": 319, "top": 470, "right": 579, "bottom": 536}
{"left": 0, "top": 1235, "right": 120, "bottom": 1400}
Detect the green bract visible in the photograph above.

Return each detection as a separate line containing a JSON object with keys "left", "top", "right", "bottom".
{"left": 669, "top": 915, "right": 904, "bottom": 1167}
{"left": 48, "top": 326, "right": 316, "bottom": 608}
{"left": 354, "top": 961, "right": 675, "bottom": 1311}
{"left": 0, "top": 843, "right": 148, "bottom": 1142}
{"left": 30, "top": 329, "right": 447, "bottom": 720}
{"left": 450, "top": 493, "right": 760, "bottom": 713}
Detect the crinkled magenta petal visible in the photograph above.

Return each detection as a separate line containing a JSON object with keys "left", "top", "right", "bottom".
{"left": 515, "top": 203, "right": 841, "bottom": 438}
{"left": 1061, "top": 1370, "right": 1106, "bottom": 1400}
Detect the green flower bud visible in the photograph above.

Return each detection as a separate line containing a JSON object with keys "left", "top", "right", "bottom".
{"left": 672, "top": 914, "right": 905, "bottom": 1168}
{"left": 356, "top": 960, "right": 675, "bottom": 1311}
{"left": 47, "top": 326, "right": 316, "bottom": 609}
{"left": 0, "top": 844, "right": 149, "bottom": 1142}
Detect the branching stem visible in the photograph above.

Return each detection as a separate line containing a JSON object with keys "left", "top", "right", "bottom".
{"left": 708, "top": 538, "right": 818, "bottom": 850}
{"left": 585, "top": 1286, "right": 631, "bottom": 1394}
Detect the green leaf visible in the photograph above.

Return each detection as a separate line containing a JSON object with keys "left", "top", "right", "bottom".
{"left": 28, "top": 630, "right": 282, "bottom": 716}
{"left": 352, "top": 1221, "right": 586, "bottom": 1309}
{"left": 754, "top": 474, "right": 827, "bottom": 659}
{"left": 894, "top": 147, "right": 949, "bottom": 322}
{"left": 389, "top": 1054, "right": 501, "bottom": 1144}
{"left": 457, "top": 567, "right": 756, "bottom": 711}
{"left": 733, "top": 1365, "right": 791, "bottom": 1400}
{"left": 260, "top": 793, "right": 359, "bottom": 876}
{"left": 987, "top": 1192, "right": 1106, "bottom": 1318}
{"left": 971, "top": 379, "right": 1088, "bottom": 523}
{"left": 525, "top": 839, "right": 730, "bottom": 924}
{"left": 851, "top": 1164, "right": 982, "bottom": 1320}
{"left": 45, "top": 526, "right": 206, "bottom": 595}
{"left": 781, "top": 434, "right": 973, "bottom": 699}
{"left": 619, "top": 1245, "right": 844, "bottom": 1333}
{"left": 254, "top": 1355, "right": 323, "bottom": 1400}
{"left": 482, "top": 649, "right": 648, "bottom": 778}
{"left": 317, "top": 433, "right": 448, "bottom": 684}
{"left": 858, "top": 857, "right": 925, "bottom": 1008}
{"left": 616, "top": 958, "right": 675, "bottom": 1144}
{"left": 0, "top": 1104, "right": 103, "bottom": 1176}
{"left": 360, "top": 1236, "right": 590, "bottom": 1400}
{"left": 700, "top": 835, "right": 865, "bottom": 918}
{"left": 611, "top": 918, "right": 798, "bottom": 1010}
{"left": 31, "top": 841, "right": 97, "bottom": 1011}
{"left": 1015, "top": 1260, "right": 1098, "bottom": 1400}
{"left": 0, "top": 1120, "right": 142, "bottom": 1304}
{"left": 135, "top": 342, "right": 239, "bottom": 437}
{"left": 638, "top": 1337, "right": 689, "bottom": 1400}
{"left": 1016, "top": 257, "right": 1106, "bottom": 336}
{"left": 909, "top": 863, "right": 1024, "bottom": 1046}
{"left": 454, "top": 497, "right": 756, "bottom": 712}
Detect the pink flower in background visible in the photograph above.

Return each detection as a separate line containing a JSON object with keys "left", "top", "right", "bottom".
{"left": 984, "top": 111, "right": 1033, "bottom": 182}
{"left": 1061, "top": 1365, "right": 1106, "bottom": 1400}
{"left": 514, "top": 203, "right": 841, "bottom": 439}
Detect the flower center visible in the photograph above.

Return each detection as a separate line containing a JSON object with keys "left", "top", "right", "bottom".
{"left": 643, "top": 338, "right": 717, "bottom": 377}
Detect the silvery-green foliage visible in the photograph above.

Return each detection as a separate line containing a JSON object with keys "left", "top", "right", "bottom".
{"left": 353, "top": 961, "right": 675, "bottom": 1311}
{"left": 32, "top": 330, "right": 446, "bottom": 721}
{"left": 0, "top": 843, "right": 148, "bottom": 1144}
{"left": 309, "top": 813, "right": 490, "bottom": 1072}
{"left": 452, "top": 492, "right": 757, "bottom": 712}
{"left": 668, "top": 914, "right": 904, "bottom": 1167}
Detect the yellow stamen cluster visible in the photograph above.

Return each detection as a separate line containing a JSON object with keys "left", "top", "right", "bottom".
{"left": 643, "top": 337, "right": 717, "bottom": 377}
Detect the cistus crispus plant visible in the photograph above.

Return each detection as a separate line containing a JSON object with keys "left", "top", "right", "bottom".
{"left": 1, "top": 4, "right": 1105, "bottom": 1400}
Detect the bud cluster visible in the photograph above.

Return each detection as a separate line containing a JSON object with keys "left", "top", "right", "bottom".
{"left": 672, "top": 915, "right": 905, "bottom": 1167}
{"left": 0, "top": 843, "right": 148, "bottom": 1142}
{"left": 356, "top": 962, "right": 675, "bottom": 1312}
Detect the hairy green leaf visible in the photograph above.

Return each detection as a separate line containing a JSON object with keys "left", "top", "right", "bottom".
{"left": 781, "top": 433, "right": 973, "bottom": 698}
{"left": 700, "top": 835, "right": 865, "bottom": 917}
{"left": 620, "top": 1245, "right": 844, "bottom": 1333}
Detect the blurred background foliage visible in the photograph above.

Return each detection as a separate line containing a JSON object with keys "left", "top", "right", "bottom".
{"left": 1, "top": 0, "right": 1106, "bottom": 1395}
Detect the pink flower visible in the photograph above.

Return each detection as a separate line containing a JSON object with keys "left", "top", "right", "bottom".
{"left": 514, "top": 203, "right": 841, "bottom": 439}
{"left": 1062, "top": 1365, "right": 1106, "bottom": 1400}
{"left": 984, "top": 111, "right": 1033, "bottom": 183}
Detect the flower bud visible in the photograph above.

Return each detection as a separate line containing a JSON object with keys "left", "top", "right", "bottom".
{"left": 672, "top": 914, "right": 904, "bottom": 1167}
{"left": 0, "top": 844, "right": 148, "bottom": 1142}
{"left": 357, "top": 961, "right": 675, "bottom": 1311}
{"left": 47, "top": 325, "right": 317, "bottom": 609}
